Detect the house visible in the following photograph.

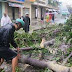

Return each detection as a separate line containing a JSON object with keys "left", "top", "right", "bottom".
{"left": 0, "top": 0, "right": 24, "bottom": 20}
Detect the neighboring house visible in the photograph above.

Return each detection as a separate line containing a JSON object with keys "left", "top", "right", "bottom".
{"left": 0, "top": 0, "right": 24, "bottom": 20}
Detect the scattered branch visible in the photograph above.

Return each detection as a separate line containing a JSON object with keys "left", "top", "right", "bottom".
{"left": 62, "top": 52, "right": 72, "bottom": 65}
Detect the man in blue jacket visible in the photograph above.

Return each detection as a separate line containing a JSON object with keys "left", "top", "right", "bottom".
{"left": 0, "top": 19, "right": 25, "bottom": 72}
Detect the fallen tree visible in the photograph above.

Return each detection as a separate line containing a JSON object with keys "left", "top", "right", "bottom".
{"left": 19, "top": 55, "right": 72, "bottom": 72}
{"left": 13, "top": 39, "right": 55, "bottom": 52}
{"left": 13, "top": 38, "right": 72, "bottom": 72}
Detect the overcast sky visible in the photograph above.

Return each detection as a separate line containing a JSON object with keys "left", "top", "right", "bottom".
{"left": 59, "top": 0, "right": 72, "bottom": 5}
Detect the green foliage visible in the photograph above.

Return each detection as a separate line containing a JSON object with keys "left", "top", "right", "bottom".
{"left": 67, "top": 57, "right": 72, "bottom": 66}
{"left": 64, "top": 48, "right": 72, "bottom": 66}
{"left": 65, "top": 15, "right": 72, "bottom": 31}
{"left": 66, "top": 15, "right": 72, "bottom": 26}
{"left": 48, "top": 0, "right": 58, "bottom": 7}
{"left": 52, "top": 57, "right": 60, "bottom": 61}
{"left": 43, "top": 68, "right": 52, "bottom": 72}
{"left": 11, "top": 32, "right": 41, "bottom": 48}
{"left": 15, "top": 67, "right": 21, "bottom": 72}
{"left": 67, "top": 48, "right": 72, "bottom": 54}
{"left": 48, "top": 0, "right": 53, "bottom": 4}
{"left": 63, "top": 15, "right": 72, "bottom": 44}
{"left": 0, "top": 69, "right": 5, "bottom": 72}
{"left": 66, "top": 32, "right": 72, "bottom": 43}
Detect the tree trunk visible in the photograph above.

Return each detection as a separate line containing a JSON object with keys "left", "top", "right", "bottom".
{"left": 13, "top": 47, "right": 42, "bottom": 51}
{"left": 19, "top": 55, "right": 72, "bottom": 72}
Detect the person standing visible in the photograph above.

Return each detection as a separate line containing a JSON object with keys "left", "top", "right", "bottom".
{"left": 46, "top": 13, "right": 49, "bottom": 23}
{"left": 52, "top": 14, "right": 54, "bottom": 22}
{"left": 0, "top": 19, "right": 25, "bottom": 72}
{"left": 1, "top": 12, "right": 12, "bottom": 26}
{"left": 41, "top": 15, "right": 44, "bottom": 24}
{"left": 23, "top": 13, "right": 30, "bottom": 33}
